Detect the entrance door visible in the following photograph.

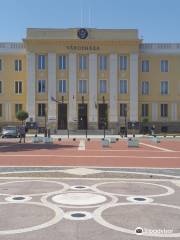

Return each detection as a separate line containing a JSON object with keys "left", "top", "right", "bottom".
{"left": 98, "top": 104, "right": 108, "bottom": 129}
{"left": 78, "top": 104, "right": 88, "bottom": 130}
{"left": 58, "top": 104, "right": 67, "bottom": 129}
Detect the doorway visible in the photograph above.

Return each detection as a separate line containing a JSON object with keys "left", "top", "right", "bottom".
{"left": 78, "top": 104, "right": 88, "bottom": 130}
{"left": 98, "top": 104, "right": 108, "bottom": 129}
{"left": 58, "top": 104, "right": 67, "bottom": 129}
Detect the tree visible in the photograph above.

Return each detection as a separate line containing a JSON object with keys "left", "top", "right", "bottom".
{"left": 16, "top": 111, "right": 29, "bottom": 125}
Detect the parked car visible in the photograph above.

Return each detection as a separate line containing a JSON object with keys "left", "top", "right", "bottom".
{"left": 1, "top": 126, "right": 19, "bottom": 138}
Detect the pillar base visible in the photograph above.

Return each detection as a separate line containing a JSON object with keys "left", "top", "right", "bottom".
{"left": 68, "top": 122, "right": 78, "bottom": 130}
{"left": 88, "top": 122, "right": 98, "bottom": 130}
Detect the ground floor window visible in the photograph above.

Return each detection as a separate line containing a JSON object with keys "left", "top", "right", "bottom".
{"left": 38, "top": 103, "right": 46, "bottom": 117}
{"left": 142, "top": 104, "right": 149, "bottom": 117}
{"left": 161, "top": 104, "right": 168, "bottom": 117}
{"left": 0, "top": 104, "right": 2, "bottom": 117}
{"left": 120, "top": 103, "right": 127, "bottom": 117}
{"left": 15, "top": 104, "right": 22, "bottom": 114}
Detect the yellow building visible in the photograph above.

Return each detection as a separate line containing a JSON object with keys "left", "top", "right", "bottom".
{"left": 0, "top": 28, "right": 179, "bottom": 133}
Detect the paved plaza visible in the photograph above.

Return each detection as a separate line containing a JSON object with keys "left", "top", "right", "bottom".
{"left": 0, "top": 136, "right": 180, "bottom": 239}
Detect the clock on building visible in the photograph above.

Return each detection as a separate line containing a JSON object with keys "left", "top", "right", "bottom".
{"left": 77, "top": 28, "right": 88, "bottom": 39}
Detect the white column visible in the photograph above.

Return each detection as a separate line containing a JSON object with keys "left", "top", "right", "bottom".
{"left": 171, "top": 103, "right": 177, "bottom": 121}
{"left": 89, "top": 54, "right": 97, "bottom": 123}
{"left": 48, "top": 53, "right": 57, "bottom": 122}
{"left": 130, "top": 53, "right": 138, "bottom": 121}
{"left": 27, "top": 53, "right": 36, "bottom": 121}
{"left": 68, "top": 53, "right": 77, "bottom": 122}
{"left": 152, "top": 103, "right": 158, "bottom": 121}
{"left": 109, "top": 54, "right": 118, "bottom": 122}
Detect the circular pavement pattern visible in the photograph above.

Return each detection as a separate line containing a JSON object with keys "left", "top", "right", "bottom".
{"left": 94, "top": 202, "right": 180, "bottom": 237}
{"left": 52, "top": 192, "right": 107, "bottom": 206}
{"left": 92, "top": 181, "right": 175, "bottom": 197}
{"left": 0, "top": 202, "right": 63, "bottom": 235}
{"left": 5, "top": 195, "right": 32, "bottom": 203}
{"left": 64, "top": 211, "right": 92, "bottom": 221}
{"left": 0, "top": 180, "right": 68, "bottom": 196}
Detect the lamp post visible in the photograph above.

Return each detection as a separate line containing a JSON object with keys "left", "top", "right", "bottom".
{"left": 44, "top": 104, "right": 47, "bottom": 137}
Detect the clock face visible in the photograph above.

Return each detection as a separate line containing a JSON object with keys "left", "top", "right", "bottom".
{"left": 77, "top": 28, "right": 88, "bottom": 39}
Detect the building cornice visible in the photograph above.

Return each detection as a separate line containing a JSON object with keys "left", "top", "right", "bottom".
{"left": 140, "top": 43, "right": 180, "bottom": 55}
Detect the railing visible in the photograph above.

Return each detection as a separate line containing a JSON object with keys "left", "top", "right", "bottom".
{"left": 0, "top": 42, "right": 24, "bottom": 49}
{"left": 140, "top": 43, "right": 180, "bottom": 50}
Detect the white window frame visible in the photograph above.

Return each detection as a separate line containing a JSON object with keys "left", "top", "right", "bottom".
{"left": 142, "top": 60, "right": 149, "bottom": 72}
{"left": 78, "top": 79, "right": 87, "bottom": 94}
{"left": 14, "top": 81, "right": 22, "bottom": 95}
{"left": 99, "top": 55, "right": 108, "bottom": 71}
{"left": 142, "top": 81, "right": 149, "bottom": 95}
{"left": 120, "top": 103, "right": 127, "bottom": 117}
{"left": 119, "top": 79, "right": 128, "bottom": 94}
{"left": 59, "top": 55, "right": 67, "bottom": 70}
{"left": 38, "top": 80, "right": 46, "bottom": 93}
{"left": 119, "top": 55, "right": 128, "bottom": 71}
{"left": 59, "top": 80, "right": 67, "bottom": 94}
{"left": 99, "top": 79, "right": 107, "bottom": 93}
{"left": 38, "top": 103, "right": 46, "bottom": 117}
{"left": 160, "top": 60, "right": 169, "bottom": 72}
{"left": 15, "top": 59, "right": 22, "bottom": 72}
{"left": 15, "top": 103, "right": 22, "bottom": 114}
{"left": 142, "top": 103, "right": 149, "bottom": 117}
{"left": 79, "top": 55, "right": 87, "bottom": 71}
{"left": 160, "top": 103, "right": 168, "bottom": 117}
{"left": 38, "top": 55, "right": 46, "bottom": 70}
{"left": 160, "top": 81, "right": 169, "bottom": 95}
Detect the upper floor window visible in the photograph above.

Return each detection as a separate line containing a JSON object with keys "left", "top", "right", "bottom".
{"left": 79, "top": 80, "right": 87, "bottom": 94}
{"left": 38, "top": 80, "right": 46, "bottom": 93}
{"left": 160, "top": 81, "right": 168, "bottom": 95}
{"left": 161, "top": 104, "right": 168, "bottom": 117}
{"left": 142, "top": 60, "right": 149, "bottom": 72}
{"left": 99, "top": 55, "right": 107, "bottom": 71}
{"left": 119, "top": 80, "right": 128, "bottom": 94}
{"left": 59, "top": 55, "right": 67, "bottom": 70}
{"left": 120, "top": 103, "right": 127, "bottom": 117}
{"left": 59, "top": 80, "right": 66, "bottom": 93}
{"left": 79, "top": 55, "right": 87, "bottom": 71}
{"left": 38, "top": 103, "right": 46, "bottom": 117}
{"left": 0, "top": 59, "right": 2, "bottom": 71}
{"left": 15, "top": 81, "right": 22, "bottom": 94}
{"left": 38, "top": 55, "right": 46, "bottom": 70}
{"left": 142, "top": 104, "right": 149, "bottom": 117}
{"left": 142, "top": 81, "right": 149, "bottom": 95}
{"left": 160, "top": 60, "right": 168, "bottom": 72}
{"left": 15, "top": 104, "right": 22, "bottom": 114}
{"left": 0, "top": 104, "right": 2, "bottom": 117}
{"left": 15, "top": 59, "right": 22, "bottom": 72}
{"left": 0, "top": 81, "right": 2, "bottom": 94}
{"left": 99, "top": 80, "right": 107, "bottom": 93}
{"left": 119, "top": 56, "right": 128, "bottom": 71}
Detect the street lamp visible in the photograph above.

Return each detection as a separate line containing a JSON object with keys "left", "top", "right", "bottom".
{"left": 44, "top": 104, "right": 47, "bottom": 137}
{"left": 102, "top": 96, "right": 106, "bottom": 139}
{"left": 124, "top": 105, "right": 127, "bottom": 137}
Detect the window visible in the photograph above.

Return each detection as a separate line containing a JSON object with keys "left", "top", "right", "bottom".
{"left": 0, "top": 104, "right": 2, "bottom": 117}
{"left": 160, "top": 81, "right": 168, "bottom": 95}
{"left": 0, "top": 59, "right": 2, "bottom": 71}
{"left": 99, "top": 80, "right": 107, "bottom": 93}
{"left": 15, "top": 59, "right": 22, "bottom": 71}
{"left": 15, "top": 81, "right": 22, "bottom": 94}
{"left": 99, "top": 55, "right": 107, "bottom": 71}
{"left": 38, "top": 80, "right": 46, "bottom": 93}
{"left": 142, "top": 60, "right": 149, "bottom": 72}
{"left": 38, "top": 103, "right": 46, "bottom": 117}
{"left": 0, "top": 82, "right": 1, "bottom": 94}
{"left": 142, "top": 81, "right": 149, "bottom": 95}
{"left": 38, "top": 55, "right": 46, "bottom": 70}
{"left": 15, "top": 104, "right": 22, "bottom": 114}
{"left": 59, "top": 55, "right": 66, "bottom": 70}
{"left": 119, "top": 80, "right": 128, "bottom": 94}
{"left": 59, "top": 80, "right": 66, "bottom": 93}
{"left": 161, "top": 104, "right": 168, "bottom": 117}
{"left": 142, "top": 104, "right": 149, "bottom": 117}
{"left": 79, "top": 55, "right": 87, "bottom": 71}
{"left": 119, "top": 56, "right": 128, "bottom": 71}
{"left": 79, "top": 80, "right": 87, "bottom": 93}
{"left": 160, "top": 60, "right": 168, "bottom": 72}
{"left": 120, "top": 103, "right": 127, "bottom": 117}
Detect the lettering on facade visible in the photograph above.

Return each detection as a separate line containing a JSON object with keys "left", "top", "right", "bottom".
{"left": 66, "top": 46, "right": 100, "bottom": 51}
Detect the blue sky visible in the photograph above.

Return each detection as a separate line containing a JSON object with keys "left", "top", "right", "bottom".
{"left": 0, "top": 0, "right": 180, "bottom": 42}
